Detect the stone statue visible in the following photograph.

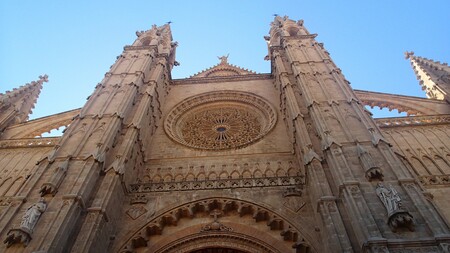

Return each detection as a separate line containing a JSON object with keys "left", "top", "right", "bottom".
{"left": 20, "top": 198, "right": 47, "bottom": 233}
{"left": 376, "top": 183, "right": 401, "bottom": 216}
{"left": 217, "top": 54, "right": 229, "bottom": 64}
{"left": 3, "top": 199, "right": 47, "bottom": 247}
{"left": 376, "top": 183, "right": 414, "bottom": 232}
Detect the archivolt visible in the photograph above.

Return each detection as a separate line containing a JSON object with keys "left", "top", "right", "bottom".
{"left": 118, "top": 197, "right": 315, "bottom": 253}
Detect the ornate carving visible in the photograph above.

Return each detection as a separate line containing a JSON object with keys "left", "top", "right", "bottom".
{"left": 129, "top": 176, "right": 304, "bottom": 193}
{"left": 126, "top": 206, "right": 148, "bottom": 220}
{"left": 130, "top": 194, "right": 148, "bottom": 205}
{"left": 376, "top": 183, "right": 414, "bottom": 232}
{"left": 119, "top": 198, "right": 304, "bottom": 253}
{"left": 375, "top": 115, "right": 450, "bottom": 128}
{"left": 419, "top": 175, "right": 450, "bottom": 186}
{"left": 40, "top": 159, "right": 69, "bottom": 196}
{"left": 4, "top": 199, "right": 47, "bottom": 247}
{"left": 180, "top": 106, "right": 262, "bottom": 150}
{"left": 200, "top": 209, "right": 233, "bottom": 232}
{"left": 357, "top": 144, "right": 383, "bottom": 181}
{"left": 20, "top": 199, "right": 47, "bottom": 232}
{"left": 217, "top": 54, "right": 229, "bottom": 64}
{"left": 164, "top": 91, "right": 277, "bottom": 150}
{"left": 3, "top": 229, "right": 31, "bottom": 248}
{"left": 0, "top": 197, "right": 12, "bottom": 206}
{"left": 282, "top": 187, "right": 305, "bottom": 213}
{"left": 0, "top": 137, "right": 58, "bottom": 149}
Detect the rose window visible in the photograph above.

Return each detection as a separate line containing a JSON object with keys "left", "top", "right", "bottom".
{"left": 164, "top": 91, "right": 277, "bottom": 150}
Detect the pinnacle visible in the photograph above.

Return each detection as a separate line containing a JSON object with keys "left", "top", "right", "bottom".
{"left": 404, "top": 51, "right": 414, "bottom": 59}
{"left": 1, "top": 75, "right": 48, "bottom": 97}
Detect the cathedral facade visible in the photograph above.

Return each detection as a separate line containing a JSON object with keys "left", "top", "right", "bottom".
{"left": 0, "top": 16, "right": 449, "bottom": 253}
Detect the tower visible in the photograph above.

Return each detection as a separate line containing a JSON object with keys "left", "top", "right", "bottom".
{"left": 0, "top": 16, "right": 449, "bottom": 253}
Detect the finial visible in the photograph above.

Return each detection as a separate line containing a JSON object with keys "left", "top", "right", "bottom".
{"left": 166, "top": 21, "right": 172, "bottom": 24}
{"left": 273, "top": 14, "right": 278, "bottom": 17}
{"left": 217, "top": 54, "right": 229, "bottom": 64}
{"left": 38, "top": 74, "right": 49, "bottom": 83}
{"left": 404, "top": 51, "right": 414, "bottom": 59}
{"left": 135, "top": 30, "right": 144, "bottom": 37}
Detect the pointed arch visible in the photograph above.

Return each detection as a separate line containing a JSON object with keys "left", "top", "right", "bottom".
{"left": 197, "top": 172, "right": 206, "bottom": 181}
{"left": 242, "top": 170, "right": 252, "bottom": 179}
{"left": 265, "top": 169, "right": 275, "bottom": 177}
{"left": 287, "top": 167, "right": 299, "bottom": 177}
{"left": 207, "top": 172, "right": 217, "bottom": 180}
{"left": 219, "top": 171, "right": 229, "bottom": 180}
{"left": 409, "top": 157, "right": 430, "bottom": 176}
{"left": 174, "top": 173, "right": 184, "bottom": 182}
{"left": 5, "top": 177, "right": 24, "bottom": 196}
{"left": 276, "top": 168, "right": 286, "bottom": 177}
{"left": 230, "top": 170, "right": 240, "bottom": 179}
{"left": 0, "top": 177, "right": 12, "bottom": 196}
{"left": 253, "top": 169, "right": 263, "bottom": 178}
{"left": 152, "top": 174, "right": 162, "bottom": 183}
{"left": 422, "top": 156, "right": 443, "bottom": 175}
{"left": 434, "top": 156, "right": 450, "bottom": 174}
{"left": 185, "top": 173, "right": 195, "bottom": 181}
{"left": 163, "top": 173, "right": 173, "bottom": 182}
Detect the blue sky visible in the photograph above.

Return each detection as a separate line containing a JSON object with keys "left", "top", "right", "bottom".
{"left": 1, "top": 1, "right": 449, "bottom": 120}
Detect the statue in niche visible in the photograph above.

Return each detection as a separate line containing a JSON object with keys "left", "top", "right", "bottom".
{"left": 4, "top": 199, "right": 47, "bottom": 247}
{"left": 376, "top": 183, "right": 401, "bottom": 216}
{"left": 20, "top": 198, "right": 47, "bottom": 232}
{"left": 376, "top": 183, "right": 414, "bottom": 232}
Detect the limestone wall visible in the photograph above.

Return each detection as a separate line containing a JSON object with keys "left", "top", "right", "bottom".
{"left": 381, "top": 124, "right": 450, "bottom": 224}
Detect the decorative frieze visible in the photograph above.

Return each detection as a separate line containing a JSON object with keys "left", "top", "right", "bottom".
{"left": 419, "top": 175, "right": 450, "bottom": 186}
{"left": 0, "top": 137, "right": 58, "bottom": 149}
{"left": 375, "top": 115, "right": 450, "bottom": 128}
{"left": 129, "top": 176, "right": 304, "bottom": 193}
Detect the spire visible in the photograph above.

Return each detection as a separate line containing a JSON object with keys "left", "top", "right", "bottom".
{"left": 0, "top": 75, "right": 48, "bottom": 134}
{"left": 133, "top": 23, "right": 178, "bottom": 70}
{"left": 405, "top": 51, "right": 450, "bottom": 103}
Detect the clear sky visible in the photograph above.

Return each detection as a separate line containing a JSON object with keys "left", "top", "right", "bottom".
{"left": 1, "top": 1, "right": 449, "bottom": 121}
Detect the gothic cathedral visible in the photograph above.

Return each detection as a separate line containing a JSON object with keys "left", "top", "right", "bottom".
{"left": 1, "top": 16, "right": 450, "bottom": 253}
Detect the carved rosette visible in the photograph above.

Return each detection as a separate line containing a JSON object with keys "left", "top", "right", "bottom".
{"left": 164, "top": 91, "right": 277, "bottom": 150}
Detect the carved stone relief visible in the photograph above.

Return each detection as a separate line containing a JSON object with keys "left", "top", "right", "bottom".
{"left": 3, "top": 199, "right": 47, "bottom": 247}
{"left": 164, "top": 91, "right": 277, "bottom": 150}
{"left": 375, "top": 183, "right": 414, "bottom": 232}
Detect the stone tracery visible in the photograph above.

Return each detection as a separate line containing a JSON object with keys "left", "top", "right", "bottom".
{"left": 164, "top": 91, "right": 277, "bottom": 150}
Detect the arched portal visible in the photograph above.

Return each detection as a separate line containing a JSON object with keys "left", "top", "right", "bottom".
{"left": 117, "top": 198, "right": 317, "bottom": 253}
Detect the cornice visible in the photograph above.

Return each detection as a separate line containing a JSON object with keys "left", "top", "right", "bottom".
{"left": 0, "top": 137, "right": 59, "bottom": 149}
{"left": 171, "top": 73, "right": 272, "bottom": 85}
{"left": 375, "top": 114, "right": 450, "bottom": 128}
